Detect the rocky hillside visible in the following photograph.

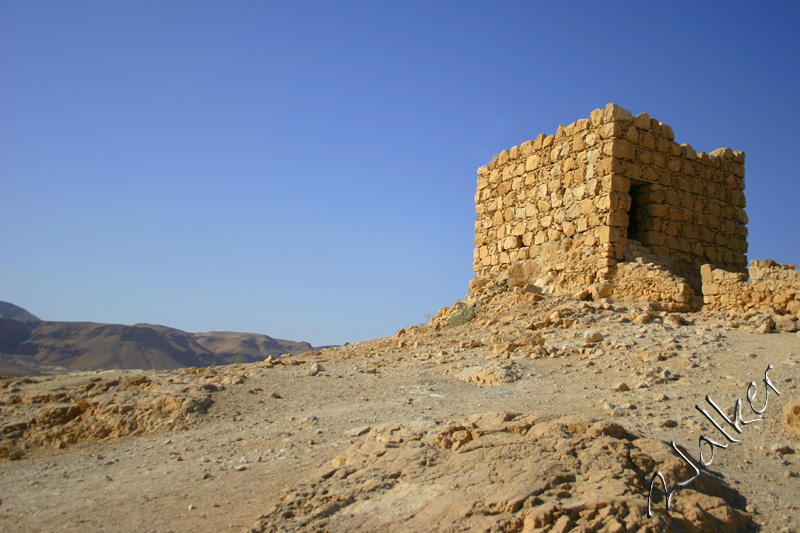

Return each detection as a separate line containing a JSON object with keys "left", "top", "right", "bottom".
{"left": 0, "top": 305, "right": 320, "bottom": 375}
{"left": 1, "top": 287, "right": 799, "bottom": 532}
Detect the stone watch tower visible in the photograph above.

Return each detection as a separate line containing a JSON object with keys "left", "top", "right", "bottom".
{"left": 471, "top": 103, "right": 747, "bottom": 310}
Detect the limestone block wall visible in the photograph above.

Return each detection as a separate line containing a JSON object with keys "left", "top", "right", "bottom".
{"left": 702, "top": 260, "right": 800, "bottom": 315}
{"left": 473, "top": 103, "right": 748, "bottom": 304}
{"left": 619, "top": 111, "right": 748, "bottom": 278}
{"left": 473, "top": 105, "right": 623, "bottom": 278}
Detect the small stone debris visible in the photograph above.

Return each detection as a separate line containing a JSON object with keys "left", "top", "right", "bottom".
{"left": 492, "top": 342, "right": 517, "bottom": 354}
{"left": 270, "top": 392, "right": 282, "bottom": 399}
{"left": 771, "top": 444, "right": 794, "bottom": 456}
{"left": 301, "top": 416, "right": 319, "bottom": 426}
{"left": 755, "top": 322, "right": 772, "bottom": 334}
{"left": 574, "top": 289, "right": 591, "bottom": 301}
{"left": 611, "top": 382, "right": 630, "bottom": 392}
{"left": 584, "top": 331, "right": 604, "bottom": 343}
{"left": 343, "top": 426, "right": 371, "bottom": 438}
{"left": 234, "top": 464, "right": 248, "bottom": 471}
{"left": 306, "top": 363, "right": 324, "bottom": 376}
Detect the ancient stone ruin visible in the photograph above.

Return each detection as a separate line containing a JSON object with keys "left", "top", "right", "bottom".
{"left": 471, "top": 103, "right": 799, "bottom": 319}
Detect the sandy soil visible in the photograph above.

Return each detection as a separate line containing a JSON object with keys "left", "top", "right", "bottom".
{"left": 1, "top": 292, "right": 799, "bottom": 532}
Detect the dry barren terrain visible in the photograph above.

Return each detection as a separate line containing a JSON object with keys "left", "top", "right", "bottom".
{"left": 1, "top": 289, "right": 799, "bottom": 532}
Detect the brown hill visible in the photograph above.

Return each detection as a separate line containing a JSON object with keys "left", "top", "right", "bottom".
{"left": 192, "top": 331, "right": 314, "bottom": 362}
{"left": 0, "top": 301, "right": 41, "bottom": 322}
{"left": 0, "top": 317, "right": 321, "bottom": 376}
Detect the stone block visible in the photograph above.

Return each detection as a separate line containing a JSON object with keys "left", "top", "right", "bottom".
{"left": 597, "top": 226, "right": 621, "bottom": 244}
{"left": 633, "top": 112, "right": 651, "bottom": 130}
{"left": 775, "top": 316, "right": 797, "bottom": 332}
{"left": 604, "top": 103, "right": 633, "bottom": 123}
{"left": 599, "top": 122, "right": 622, "bottom": 139}
{"left": 606, "top": 140, "right": 636, "bottom": 160}
{"left": 710, "top": 147, "right": 734, "bottom": 159}
{"left": 504, "top": 235, "right": 521, "bottom": 250}
{"left": 590, "top": 108, "right": 604, "bottom": 126}
{"left": 591, "top": 283, "right": 613, "bottom": 300}
{"left": 602, "top": 174, "right": 630, "bottom": 192}
{"left": 607, "top": 210, "right": 628, "bottom": 227}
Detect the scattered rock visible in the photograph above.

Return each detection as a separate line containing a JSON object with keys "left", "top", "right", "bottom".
{"left": 775, "top": 315, "right": 798, "bottom": 332}
{"left": 662, "top": 369, "right": 677, "bottom": 381}
{"left": 306, "top": 363, "right": 324, "bottom": 376}
{"left": 771, "top": 444, "right": 794, "bottom": 456}
{"left": 574, "top": 289, "right": 591, "bottom": 301}
{"left": 343, "top": 426, "right": 371, "bottom": 438}
{"left": 785, "top": 397, "right": 800, "bottom": 438}
{"left": 459, "top": 340, "right": 482, "bottom": 349}
{"left": 584, "top": 330, "right": 604, "bottom": 343}
{"left": 611, "top": 382, "right": 630, "bottom": 392}
{"left": 492, "top": 342, "right": 517, "bottom": 354}
{"left": 633, "top": 312, "right": 656, "bottom": 325}
{"left": 756, "top": 322, "right": 773, "bottom": 335}
{"left": 456, "top": 362, "right": 521, "bottom": 385}
{"left": 590, "top": 283, "right": 612, "bottom": 300}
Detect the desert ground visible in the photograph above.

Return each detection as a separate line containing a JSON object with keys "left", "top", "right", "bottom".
{"left": 1, "top": 288, "right": 799, "bottom": 532}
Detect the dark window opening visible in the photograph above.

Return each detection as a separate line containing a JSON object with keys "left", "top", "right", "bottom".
{"left": 627, "top": 183, "right": 647, "bottom": 242}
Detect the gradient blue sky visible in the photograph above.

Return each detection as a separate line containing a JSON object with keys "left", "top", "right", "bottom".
{"left": 2, "top": 1, "right": 799, "bottom": 346}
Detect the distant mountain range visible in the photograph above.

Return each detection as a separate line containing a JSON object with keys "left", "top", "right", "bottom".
{"left": 0, "top": 302, "right": 322, "bottom": 376}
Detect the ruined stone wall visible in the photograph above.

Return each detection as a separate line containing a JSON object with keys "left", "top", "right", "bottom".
{"left": 702, "top": 260, "right": 800, "bottom": 315}
{"left": 473, "top": 105, "right": 622, "bottom": 279}
{"left": 473, "top": 103, "right": 748, "bottom": 306}
{"left": 619, "top": 111, "right": 748, "bottom": 278}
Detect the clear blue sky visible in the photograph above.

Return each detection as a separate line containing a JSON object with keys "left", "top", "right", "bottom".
{"left": 2, "top": 1, "right": 798, "bottom": 346}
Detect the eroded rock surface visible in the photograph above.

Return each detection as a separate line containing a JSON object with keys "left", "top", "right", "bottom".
{"left": 251, "top": 413, "right": 748, "bottom": 532}
{"left": 0, "top": 366, "right": 250, "bottom": 458}
{"left": 1, "top": 288, "right": 798, "bottom": 532}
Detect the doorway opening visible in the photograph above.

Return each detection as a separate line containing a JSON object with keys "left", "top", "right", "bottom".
{"left": 627, "top": 183, "right": 648, "bottom": 243}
